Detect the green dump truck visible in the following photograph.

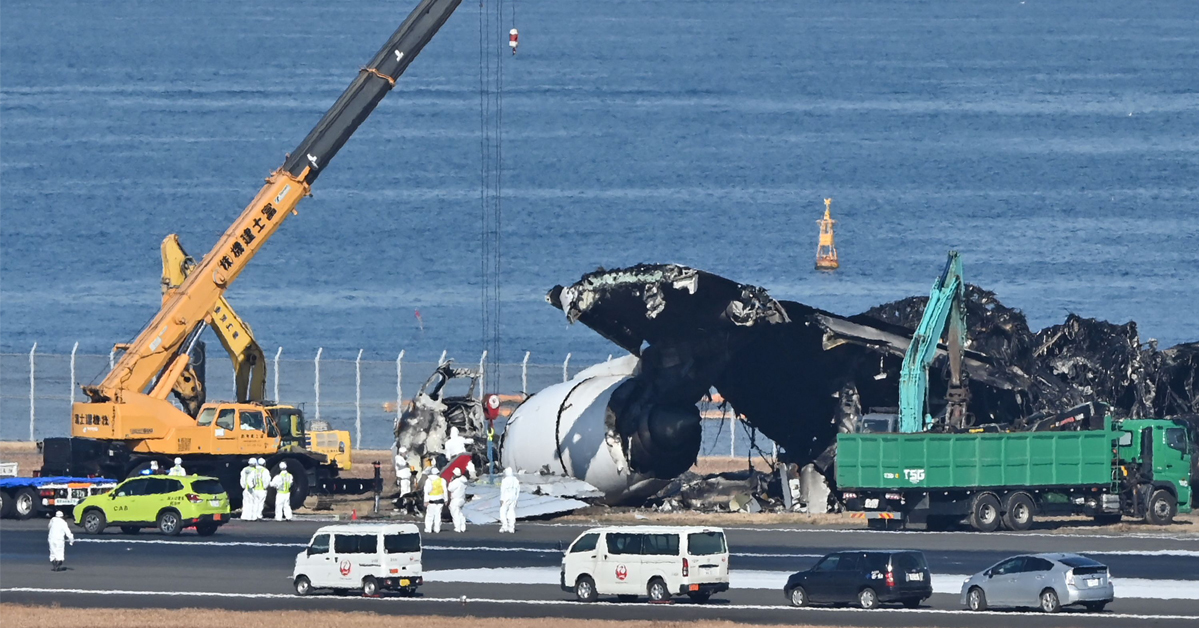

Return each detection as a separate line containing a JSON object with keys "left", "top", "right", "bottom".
{"left": 837, "top": 417, "right": 1194, "bottom": 531}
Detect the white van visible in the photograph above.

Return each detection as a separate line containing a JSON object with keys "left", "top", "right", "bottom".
{"left": 292, "top": 523, "right": 423, "bottom": 596}
{"left": 560, "top": 526, "right": 730, "bottom": 603}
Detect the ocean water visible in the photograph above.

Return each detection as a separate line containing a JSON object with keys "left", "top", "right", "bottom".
{"left": 2, "top": 0, "right": 1197, "bottom": 374}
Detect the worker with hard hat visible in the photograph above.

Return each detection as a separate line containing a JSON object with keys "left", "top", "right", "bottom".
{"left": 252, "top": 458, "right": 270, "bottom": 520}
{"left": 395, "top": 446, "right": 413, "bottom": 495}
{"left": 447, "top": 467, "right": 468, "bottom": 533}
{"left": 167, "top": 457, "right": 186, "bottom": 476}
{"left": 423, "top": 467, "right": 446, "bottom": 534}
{"left": 48, "top": 511, "right": 74, "bottom": 571}
{"left": 239, "top": 459, "right": 257, "bottom": 520}
{"left": 270, "top": 461, "right": 295, "bottom": 521}
{"left": 499, "top": 467, "right": 520, "bottom": 533}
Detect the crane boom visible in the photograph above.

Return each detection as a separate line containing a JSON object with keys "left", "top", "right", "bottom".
{"left": 83, "top": 0, "right": 461, "bottom": 412}
{"left": 898, "top": 251, "right": 969, "bottom": 433}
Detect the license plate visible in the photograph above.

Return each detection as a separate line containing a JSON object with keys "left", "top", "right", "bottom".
{"left": 400, "top": 579, "right": 410, "bottom": 586}
{"left": 907, "top": 572, "right": 924, "bottom": 582}
{"left": 56, "top": 498, "right": 79, "bottom": 505}
{"left": 864, "top": 498, "right": 879, "bottom": 509}
{"left": 210, "top": 500, "right": 221, "bottom": 507}
{"left": 1086, "top": 578, "right": 1100, "bottom": 587}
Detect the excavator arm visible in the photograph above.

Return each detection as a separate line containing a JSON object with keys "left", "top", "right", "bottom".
{"left": 898, "top": 251, "right": 970, "bottom": 433}
{"left": 74, "top": 0, "right": 464, "bottom": 440}
{"left": 161, "top": 234, "right": 267, "bottom": 409}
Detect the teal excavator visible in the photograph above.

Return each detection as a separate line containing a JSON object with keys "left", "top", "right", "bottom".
{"left": 898, "top": 251, "right": 970, "bottom": 433}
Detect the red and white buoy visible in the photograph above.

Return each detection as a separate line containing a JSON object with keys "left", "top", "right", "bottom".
{"left": 509, "top": 28, "right": 519, "bottom": 55}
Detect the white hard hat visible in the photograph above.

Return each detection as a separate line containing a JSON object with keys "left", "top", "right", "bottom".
{"left": 174, "top": 457, "right": 182, "bottom": 464}
{"left": 279, "top": 461, "right": 287, "bottom": 470}
{"left": 55, "top": 511, "right": 64, "bottom": 518}
{"left": 398, "top": 446, "right": 407, "bottom": 454}
{"left": 453, "top": 467, "right": 462, "bottom": 477}
{"left": 258, "top": 458, "right": 266, "bottom": 465}
{"left": 504, "top": 467, "right": 514, "bottom": 477}
{"left": 428, "top": 467, "right": 439, "bottom": 475}
{"left": 150, "top": 460, "right": 159, "bottom": 467}
{"left": 249, "top": 459, "right": 258, "bottom": 466}
{"left": 450, "top": 427, "right": 459, "bottom": 438}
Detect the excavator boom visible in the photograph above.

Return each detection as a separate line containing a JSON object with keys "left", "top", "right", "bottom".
{"left": 898, "top": 251, "right": 969, "bottom": 433}
{"left": 161, "top": 234, "right": 267, "bottom": 407}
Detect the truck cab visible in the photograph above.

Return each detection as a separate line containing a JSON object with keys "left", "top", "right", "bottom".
{"left": 1115, "top": 419, "right": 1193, "bottom": 520}
{"left": 183, "top": 402, "right": 282, "bottom": 456}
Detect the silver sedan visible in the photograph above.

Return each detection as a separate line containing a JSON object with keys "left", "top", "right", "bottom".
{"left": 961, "top": 553, "right": 1114, "bottom": 613}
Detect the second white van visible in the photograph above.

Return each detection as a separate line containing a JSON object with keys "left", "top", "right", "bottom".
{"left": 293, "top": 523, "right": 423, "bottom": 596}
{"left": 560, "top": 525, "right": 730, "bottom": 603}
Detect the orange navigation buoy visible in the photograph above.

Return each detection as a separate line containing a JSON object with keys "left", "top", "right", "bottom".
{"left": 815, "top": 198, "right": 839, "bottom": 270}
{"left": 509, "top": 28, "right": 519, "bottom": 55}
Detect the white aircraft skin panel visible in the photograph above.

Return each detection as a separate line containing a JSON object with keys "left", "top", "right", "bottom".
{"left": 501, "top": 358, "right": 659, "bottom": 504}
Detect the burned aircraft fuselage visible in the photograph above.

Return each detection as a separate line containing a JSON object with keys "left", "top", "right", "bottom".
{"left": 394, "top": 362, "right": 487, "bottom": 469}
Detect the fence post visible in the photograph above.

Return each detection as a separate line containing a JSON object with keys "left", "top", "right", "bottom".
{"left": 730, "top": 416, "right": 736, "bottom": 457}
{"left": 607, "top": 354, "right": 612, "bottom": 362}
{"left": 314, "top": 347, "right": 323, "bottom": 422}
{"left": 70, "top": 341, "right": 79, "bottom": 405}
{"left": 395, "top": 350, "right": 405, "bottom": 424}
{"left": 273, "top": 347, "right": 282, "bottom": 403}
{"left": 109, "top": 346, "right": 115, "bottom": 370}
{"left": 477, "top": 350, "right": 487, "bottom": 400}
{"left": 772, "top": 440, "right": 778, "bottom": 460}
{"left": 562, "top": 353, "right": 571, "bottom": 383}
{"left": 355, "top": 349, "right": 363, "bottom": 449}
{"left": 521, "top": 351, "right": 530, "bottom": 395}
{"left": 29, "top": 342, "right": 37, "bottom": 441}
{"left": 438, "top": 349, "right": 447, "bottom": 365}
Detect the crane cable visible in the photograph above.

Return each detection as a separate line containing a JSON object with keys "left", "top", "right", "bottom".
{"left": 479, "top": 0, "right": 505, "bottom": 388}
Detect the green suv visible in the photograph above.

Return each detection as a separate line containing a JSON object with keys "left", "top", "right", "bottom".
{"left": 75, "top": 475, "right": 231, "bottom": 536}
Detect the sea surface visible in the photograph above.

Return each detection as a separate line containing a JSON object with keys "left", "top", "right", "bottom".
{"left": 2, "top": 0, "right": 1197, "bottom": 368}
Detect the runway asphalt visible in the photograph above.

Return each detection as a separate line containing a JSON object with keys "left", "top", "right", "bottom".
{"left": 1, "top": 518, "right": 1196, "bottom": 627}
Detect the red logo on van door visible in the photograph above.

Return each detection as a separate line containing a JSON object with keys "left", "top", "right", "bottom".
{"left": 339, "top": 559, "right": 352, "bottom": 576}
{"left": 615, "top": 564, "right": 628, "bottom": 581}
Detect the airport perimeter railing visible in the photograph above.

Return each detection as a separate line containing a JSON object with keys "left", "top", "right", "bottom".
{"left": 0, "top": 345, "right": 777, "bottom": 457}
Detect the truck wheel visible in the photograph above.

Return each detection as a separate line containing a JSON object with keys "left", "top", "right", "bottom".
{"left": 294, "top": 575, "right": 312, "bottom": 596}
{"left": 157, "top": 509, "right": 183, "bottom": 536}
{"left": 1002, "top": 492, "right": 1035, "bottom": 531}
{"left": 968, "top": 493, "right": 1001, "bottom": 532}
{"left": 0, "top": 491, "right": 11, "bottom": 519}
{"left": 289, "top": 461, "right": 310, "bottom": 510}
{"left": 82, "top": 509, "right": 107, "bottom": 534}
{"left": 361, "top": 576, "right": 378, "bottom": 597}
{"left": 1145, "top": 489, "right": 1176, "bottom": 525}
{"left": 574, "top": 575, "right": 598, "bottom": 603}
{"left": 14, "top": 487, "right": 38, "bottom": 520}
{"left": 195, "top": 522, "right": 219, "bottom": 536}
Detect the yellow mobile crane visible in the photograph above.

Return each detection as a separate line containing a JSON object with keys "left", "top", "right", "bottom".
{"left": 41, "top": 0, "right": 463, "bottom": 509}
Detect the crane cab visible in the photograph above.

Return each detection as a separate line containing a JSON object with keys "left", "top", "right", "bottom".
{"left": 176, "top": 402, "right": 282, "bottom": 456}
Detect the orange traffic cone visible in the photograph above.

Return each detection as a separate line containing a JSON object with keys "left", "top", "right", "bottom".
{"left": 351, "top": 508, "right": 358, "bottom": 521}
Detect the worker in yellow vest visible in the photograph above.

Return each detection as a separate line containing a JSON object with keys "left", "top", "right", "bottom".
{"left": 270, "top": 462, "right": 294, "bottom": 521}
{"left": 422, "top": 467, "right": 446, "bottom": 534}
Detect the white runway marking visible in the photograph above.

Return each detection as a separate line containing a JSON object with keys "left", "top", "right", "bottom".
{"left": 1, "top": 587, "right": 1194, "bottom": 620}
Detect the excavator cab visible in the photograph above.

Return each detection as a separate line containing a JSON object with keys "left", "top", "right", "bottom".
{"left": 265, "top": 404, "right": 352, "bottom": 471}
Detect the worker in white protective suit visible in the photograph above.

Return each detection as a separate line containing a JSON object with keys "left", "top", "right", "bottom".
{"left": 239, "top": 459, "right": 258, "bottom": 520}
{"left": 447, "top": 467, "right": 468, "bottom": 533}
{"left": 48, "top": 511, "right": 74, "bottom": 571}
{"left": 140, "top": 460, "right": 160, "bottom": 475}
{"left": 422, "top": 467, "right": 445, "bottom": 534}
{"left": 168, "top": 457, "right": 186, "bottom": 476}
{"left": 270, "top": 461, "right": 294, "bottom": 521}
{"left": 499, "top": 467, "right": 520, "bottom": 533}
{"left": 395, "top": 446, "right": 413, "bottom": 494}
{"left": 252, "top": 458, "right": 270, "bottom": 520}
{"left": 443, "top": 427, "right": 476, "bottom": 479}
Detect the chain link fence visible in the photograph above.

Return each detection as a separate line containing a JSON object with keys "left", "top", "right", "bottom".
{"left": 0, "top": 345, "right": 777, "bottom": 457}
